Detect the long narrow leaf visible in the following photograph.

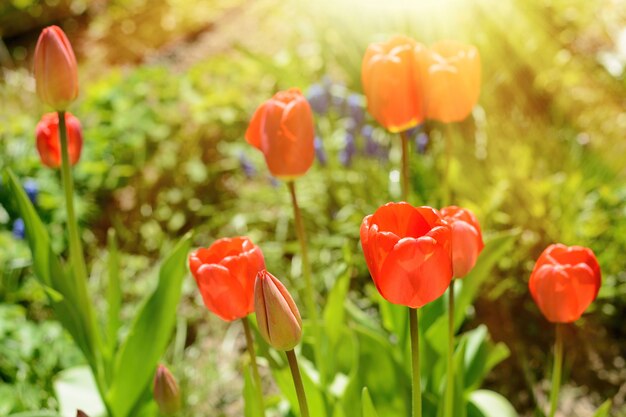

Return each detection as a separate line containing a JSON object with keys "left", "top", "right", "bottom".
{"left": 106, "top": 233, "right": 192, "bottom": 417}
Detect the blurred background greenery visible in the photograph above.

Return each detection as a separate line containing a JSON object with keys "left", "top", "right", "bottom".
{"left": 1, "top": 0, "right": 625, "bottom": 416}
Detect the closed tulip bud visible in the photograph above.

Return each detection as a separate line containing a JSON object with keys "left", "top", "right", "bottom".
{"left": 33, "top": 26, "right": 79, "bottom": 110}
{"left": 529, "top": 244, "right": 601, "bottom": 323}
{"left": 441, "top": 206, "right": 484, "bottom": 278}
{"left": 245, "top": 88, "right": 315, "bottom": 180}
{"left": 36, "top": 112, "right": 83, "bottom": 169}
{"left": 76, "top": 411, "right": 89, "bottom": 417}
{"left": 361, "top": 35, "right": 429, "bottom": 133}
{"left": 425, "top": 41, "right": 481, "bottom": 123}
{"left": 153, "top": 364, "right": 181, "bottom": 415}
{"left": 254, "top": 270, "right": 302, "bottom": 351}
{"left": 360, "top": 202, "right": 453, "bottom": 308}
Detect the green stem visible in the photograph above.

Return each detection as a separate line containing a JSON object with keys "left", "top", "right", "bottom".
{"left": 443, "top": 124, "right": 453, "bottom": 206}
{"left": 445, "top": 279, "right": 455, "bottom": 417}
{"left": 399, "top": 130, "right": 410, "bottom": 201}
{"left": 409, "top": 308, "right": 422, "bottom": 417}
{"left": 286, "top": 181, "right": 324, "bottom": 381}
{"left": 58, "top": 110, "right": 88, "bottom": 281}
{"left": 286, "top": 349, "right": 310, "bottom": 417}
{"left": 242, "top": 317, "right": 265, "bottom": 415}
{"left": 548, "top": 324, "right": 564, "bottom": 417}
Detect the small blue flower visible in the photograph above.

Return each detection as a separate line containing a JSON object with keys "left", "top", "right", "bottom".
{"left": 344, "top": 118, "right": 358, "bottom": 135}
{"left": 13, "top": 218, "right": 25, "bottom": 240}
{"left": 23, "top": 179, "right": 39, "bottom": 204}
{"left": 347, "top": 94, "right": 365, "bottom": 125}
{"left": 239, "top": 153, "right": 256, "bottom": 179}
{"left": 314, "top": 136, "right": 327, "bottom": 166}
{"left": 404, "top": 125, "right": 422, "bottom": 138}
{"left": 306, "top": 83, "right": 329, "bottom": 115}
{"left": 269, "top": 176, "right": 280, "bottom": 188}
{"left": 415, "top": 132, "right": 429, "bottom": 154}
{"left": 340, "top": 133, "right": 356, "bottom": 167}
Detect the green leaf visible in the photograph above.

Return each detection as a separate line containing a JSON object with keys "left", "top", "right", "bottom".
{"left": 323, "top": 268, "right": 351, "bottom": 347}
{"left": 463, "top": 325, "right": 510, "bottom": 390}
{"left": 468, "top": 390, "right": 517, "bottom": 417}
{"left": 361, "top": 387, "right": 380, "bottom": 417}
{"left": 243, "top": 363, "right": 264, "bottom": 417}
{"left": 4, "top": 169, "right": 99, "bottom": 368}
{"left": 106, "top": 233, "right": 192, "bottom": 417}
{"left": 592, "top": 400, "right": 612, "bottom": 417}
{"left": 105, "top": 229, "right": 122, "bottom": 357}
{"left": 7, "top": 412, "right": 63, "bottom": 417}
{"left": 54, "top": 366, "right": 106, "bottom": 417}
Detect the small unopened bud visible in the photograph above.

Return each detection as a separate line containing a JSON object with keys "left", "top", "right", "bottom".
{"left": 254, "top": 270, "right": 302, "bottom": 350}
{"left": 153, "top": 364, "right": 181, "bottom": 415}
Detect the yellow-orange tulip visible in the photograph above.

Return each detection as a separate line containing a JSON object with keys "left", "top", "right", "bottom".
{"left": 425, "top": 41, "right": 481, "bottom": 123}
{"left": 361, "top": 36, "right": 428, "bottom": 133}
{"left": 33, "top": 26, "right": 79, "bottom": 110}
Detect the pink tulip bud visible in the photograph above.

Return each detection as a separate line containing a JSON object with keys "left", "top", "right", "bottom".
{"left": 254, "top": 270, "right": 302, "bottom": 351}
{"left": 153, "top": 364, "right": 181, "bottom": 415}
{"left": 33, "top": 26, "right": 78, "bottom": 110}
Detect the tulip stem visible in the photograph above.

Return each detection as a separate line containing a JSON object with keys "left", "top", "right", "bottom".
{"left": 409, "top": 307, "right": 422, "bottom": 417}
{"left": 286, "top": 349, "right": 310, "bottom": 417}
{"left": 549, "top": 324, "right": 564, "bottom": 417}
{"left": 443, "top": 124, "right": 453, "bottom": 206}
{"left": 399, "top": 130, "right": 410, "bottom": 201}
{"left": 58, "top": 111, "right": 88, "bottom": 281}
{"left": 242, "top": 317, "right": 265, "bottom": 415}
{"left": 287, "top": 181, "right": 324, "bottom": 381}
{"left": 445, "top": 279, "right": 455, "bottom": 417}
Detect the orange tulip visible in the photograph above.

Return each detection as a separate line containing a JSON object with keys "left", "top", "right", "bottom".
{"left": 33, "top": 25, "right": 79, "bottom": 110}
{"left": 361, "top": 36, "right": 428, "bottom": 133}
{"left": 441, "top": 206, "right": 484, "bottom": 278}
{"left": 425, "top": 40, "right": 481, "bottom": 123}
{"left": 254, "top": 270, "right": 302, "bottom": 351}
{"left": 36, "top": 112, "right": 83, "bottom": 168}
{"left": 245, "top": 88, "right": 315, "bottom": 179}
{"left": 188, "top": 237, "right": 265, "bottom": 322}
{"left": 529, "top": 244, "right": 601, "bottom": 323}
{"left": 360, "top": 202, "right": 453, "bottom": 308}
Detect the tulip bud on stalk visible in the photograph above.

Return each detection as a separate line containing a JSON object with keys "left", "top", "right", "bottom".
{"left": 254, "top": 270, "right": 309, "bottom": 417}
{"left": 153, "top": 364, "right": 181, "bottom": 415}
{"left": 529, "top": 244, "right": 601, "bottom": 417}
{"left": 36, "top": 112, "right": 83, "bottom": 169}
{"left": 440, "top": 206, "right": 484, "bottom": 417}
{"left": 34, "top": 26, "right": 79, "bottom": 111}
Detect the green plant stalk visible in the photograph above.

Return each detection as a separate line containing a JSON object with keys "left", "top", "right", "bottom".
{"left": 286, "top": 349, "right": 310, "bottom": 417}
{"left": 444, "top": 279, "right": 455, "bottom": 417}
{"left": 549, "top": 324, "right": 564, "bottom": 417}
{"left": 409, "top": 308, "right": 422, "bottom": 417}
{"left": 59, "top": 111, "right": 110, "bottom": 414}
{"left": 287, "top": 181, "right": 325, "bottom": 382}
{"left": 443, "top": 124, "right": 453, "bottom": 206}
{"left": 400, "top": 130, "right": 410, "bottom": 201}
{"left": 242, "top": 317, "right": 265, "bottom": 415}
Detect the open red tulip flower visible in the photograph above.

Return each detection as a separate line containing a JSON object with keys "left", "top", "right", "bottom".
{"left": 529, "top": 244, "right": 601, "bottom": 323}
{"left": 188, "top": 237, "right": 265, "bottom": 322}
{"left": 36, "top": 112, "right": 83, "bottom": 168}
{"left": 441, "top": 206, "right": 484, "bottom": 278}
{"left": 360, "top": 202, "right": 453, "bottom": 308}
{"left": 425, "top": 40, "right": 481, "bottom": 123}
{"left": 361, "top": 35, "right": 429, "bottom": 133}
{"left": 34, "top": 25, "right": 79, "bottom": 110}
{"left": 245, "top": 88, "right": 315, "bottom": 180}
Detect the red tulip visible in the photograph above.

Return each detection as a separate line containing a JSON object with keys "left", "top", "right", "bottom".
{"left": 36, "top": 112, "right": 83, "bottom": 168}
{"left": 361, "top": 36, "right": 429, "bottom": 133}
{"left": 153, "top": 364, "right": 181, "bottom": 415}
{"left": 254, "top": 270, "right": 302, "bottom": 351}
{"left": 360, "top": 202, "right": 453, "bottom": 308}
{"left": 441, "top": 206, "right": 484, "bottom": 278}
{"left": 425, "top": 40, "right": 481, "bottom": 123}
{"left": 529, "top": 244, "right": 601, "bottom": 323}
{"left": 245, "top": 88, "right": 315, "bottom": 179}
{"left": 34, "top": 25, "right": 79, "bottom": 110}
{"left": 189, "top": 237, "right": 265, "bottom": 322}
